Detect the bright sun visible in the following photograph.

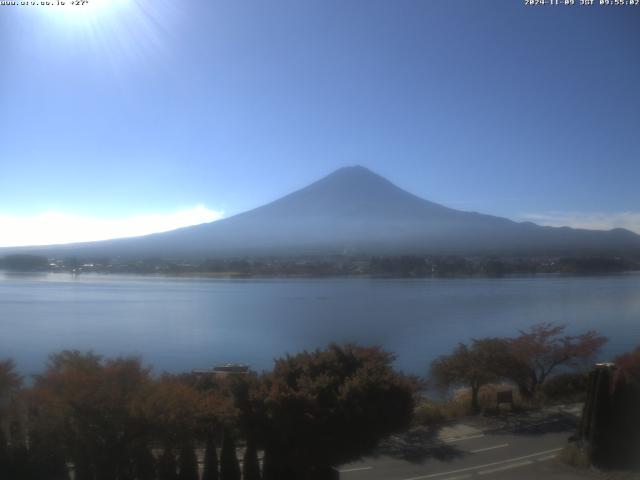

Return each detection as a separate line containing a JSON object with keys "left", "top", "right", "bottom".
{"left": 30, "top": 0, "right": 171, "bottom": 66}
{"left": 43, "top": 0, "right": 131, "bottom": 22}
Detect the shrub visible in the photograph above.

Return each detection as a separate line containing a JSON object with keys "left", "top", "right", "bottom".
{"left": 559, "top": 443, "right": 589, "bottom": 469}
{"left": 412, "top": 400, "right": 446, "bottom": 426}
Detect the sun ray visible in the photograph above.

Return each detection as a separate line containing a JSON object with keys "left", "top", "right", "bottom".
{"left": 28, "top": 0, "right": 177, "bottom": 72}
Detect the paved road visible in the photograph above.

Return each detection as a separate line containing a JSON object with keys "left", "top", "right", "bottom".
{"left": 338, "top": 410, "right": 589, "bottom": 480}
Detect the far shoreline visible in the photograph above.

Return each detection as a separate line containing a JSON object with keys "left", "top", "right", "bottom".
{"left": 2, "top": 269, "right": 640, "bottom": 282}
{"left": 2, "top": 252, "right": 639, "bottom": 280}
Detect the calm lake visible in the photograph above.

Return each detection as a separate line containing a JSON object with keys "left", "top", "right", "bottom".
{"left": 1, "top": 272, "right": 639, "bottom": 376}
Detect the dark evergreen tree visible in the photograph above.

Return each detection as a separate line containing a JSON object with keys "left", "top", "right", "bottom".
{"left": 73, "top": 455, "right": 94, "bottom": 480}
{"left": 28, "top": 432, "right": 70, "bottom": 480}
{"left": 202, "top": 435, "right": 219, "bottom": 480}
{"left": 242, "top": 439, "right": 261, "bottom": 480}
{"left": 580, "top": 348, "right": 640, "bottom": 469}
{"left": 95, "top": 452, "right": 118, "bottom": 480}
{"left": 157, "top": 447, "right": 178, "bottom": 480}
{"left": 131, "top": 444, "right": 157, "bottom": 480}
{"left": 6, "top": 444, "right": 32, "bottom": 480}
{"left": 260, "top": 449, "right": 276, "bottom": 480}
{"left": 219, "top": 430, "right": 240, "bottom": 480}
{"left": 177, "top": 443, "right": 199, "bottom": 480}
{"left": 44, "top": 449, "right": 70, "bottom": 480}
{"left": 238, "top": 344, "right": 416, "bottom": 477}
{"left": 0, "top": 428, "right": 8, "bottom": 473}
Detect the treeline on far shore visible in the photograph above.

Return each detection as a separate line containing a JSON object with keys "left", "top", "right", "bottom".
{"left": 1, "top": 324, "right": 639, "bottom": 479}
{"left": 1, "top": 253, "right": 639, "bottom": 277}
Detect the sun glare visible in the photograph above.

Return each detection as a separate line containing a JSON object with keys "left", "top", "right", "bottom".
{"left": 26, "top": 0, "right": 175, "bottom": 71}
{"left": 40, "top": 0, "right": 131, "bottom": 23}
{"left": 0, "top": 206, "right": 224, "bottom": 248}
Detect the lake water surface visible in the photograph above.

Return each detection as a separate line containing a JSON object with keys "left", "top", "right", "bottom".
{"left": 1, "top": 272, "right": 639, "bottom": 376}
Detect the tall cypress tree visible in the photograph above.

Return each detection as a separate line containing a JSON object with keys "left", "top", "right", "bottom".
{"left": 73, "top": 454, "right": 94, "bottom": 480}
{"left": 7, "top": 444, "right": 32, "bottom": 480}
{"left": 177, "top": 443, "right": 199, "bottom": 480}
{"left": 28, "top": 432, "right": 70, "bottom": 480}
{"left": 157, "top": 447, "right": 178, "bottom": 480}
{"left": 242, "top": 439, "right": 261, "bottom": 480}
{"left": 131, "top": 444, "right": 156, "bottom": 480}
{"left": 202, "top": 435, "right": 219, "bottom": 480}
{"left": 219, "top": 430, "right": 240, "bottom": 480}
{"left": 44, "top": 449, "right": 70, "bottom": 480}
{"left": 260, "top": 449, "right": 275, "bottom": 480}
{"left": 0, "top": 428, "right": 8, "bottom": 473}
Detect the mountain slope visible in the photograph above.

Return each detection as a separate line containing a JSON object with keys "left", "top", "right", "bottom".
{"left": 6, "top": 166, "right": 640, "bottom": 258}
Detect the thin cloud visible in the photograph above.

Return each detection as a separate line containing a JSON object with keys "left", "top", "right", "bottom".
{"left": 0, "top": 205, "right": 224, "bottom": 248}
{"left": 520, "top": 211, "right": 640, "bottom": 234}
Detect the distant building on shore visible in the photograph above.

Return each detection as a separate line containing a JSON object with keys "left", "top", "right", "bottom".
{"left": 191, "top": 363, "right": 250, "bottom": 379}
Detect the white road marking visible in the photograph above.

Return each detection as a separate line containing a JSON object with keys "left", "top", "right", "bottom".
{"left": 400, "top": 447, "right": 564, "bottom": 480}
{"left": 470, "top": 443, "right": 509, "bottom": 454}
{"left": 339, "top": 466, "right": 373, "bottom": 473}
{"left": 536, "top": 454, "right": 559, "bottom": 462}
{"left": 440, "top": 475, "right": 472, "bottom": 480}
{"left": 478, "top": 460, "right": 533, "bottom": 475}
{"left": 441, "top": 433, "right": 485, "bottom": 444}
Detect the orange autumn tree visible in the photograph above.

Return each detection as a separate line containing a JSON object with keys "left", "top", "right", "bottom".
{"left": 614, "top": 345, "right": 640, "bottom": 386}
{"left": 430, "top": 338, "right": 510, "bottom": 412}
{"left": 430, "top": 324, "right": 607, "bottom": 407}
{"left": 137, "top": 372, "right": 235, "bottom": 480}
{"left": 505, "top": 323, "right": 607, "bottom": 398}
{"left": 27, "top": 351, "right": 153, "bottom": 480}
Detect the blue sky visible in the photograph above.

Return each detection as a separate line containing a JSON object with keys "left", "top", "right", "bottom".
{"left": 1, "top": 0, "right": 639, "bottom": 246}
